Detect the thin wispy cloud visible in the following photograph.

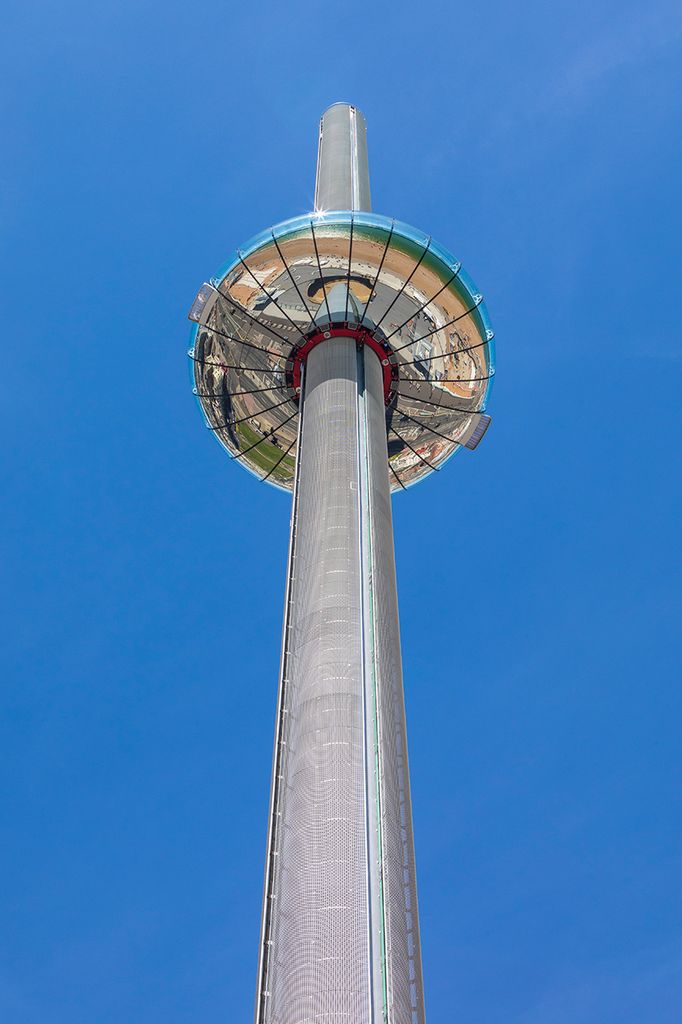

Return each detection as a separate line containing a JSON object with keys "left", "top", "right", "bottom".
{"left": 516, "top": 940, "right": 682, "bottom": 1024}
{"left": 549, "top": 6, "right": 682, "bottom": 109}
{"left": 492, "top": 3, "right": 682, "bottom": 137}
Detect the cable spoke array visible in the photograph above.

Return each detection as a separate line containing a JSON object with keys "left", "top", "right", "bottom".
{"left": 190, "top": 215, "right": 494, "bottom": 490}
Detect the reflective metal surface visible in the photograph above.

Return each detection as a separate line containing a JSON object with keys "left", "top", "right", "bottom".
{"left": 189, "top": 212, "right": 495, "bottom": 492}
{"left": 255, "top": 339, "right": 426, "bottom": 1024}
{"left": 315, "top": 103, "right": 371, "bottom": 212}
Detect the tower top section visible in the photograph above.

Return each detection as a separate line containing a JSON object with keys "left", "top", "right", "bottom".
{"left": 315, "top": 104, "right": 371, "bottom": 212}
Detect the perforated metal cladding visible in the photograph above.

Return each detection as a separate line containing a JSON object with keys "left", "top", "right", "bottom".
{"left": 363, "top": 354, "right": 426, "bottom": 1024}
{"left": 263, "top": 339, "right": 370, "bottom": 1024}
{"left": 258, "top": 338, "right": 425, "bottom": 1024}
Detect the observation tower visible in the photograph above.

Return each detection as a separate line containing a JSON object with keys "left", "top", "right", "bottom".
{"left": 188, "top": 103, "right": 495, "bottom": 1024}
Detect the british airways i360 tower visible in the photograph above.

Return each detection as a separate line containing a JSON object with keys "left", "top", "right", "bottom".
{"left": 188, "top": 103, "right": 495, "bottom": 1024}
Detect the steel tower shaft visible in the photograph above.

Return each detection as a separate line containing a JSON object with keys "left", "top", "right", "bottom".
{"left": 256, "top": 106, "right": 425, "bottom": 1024}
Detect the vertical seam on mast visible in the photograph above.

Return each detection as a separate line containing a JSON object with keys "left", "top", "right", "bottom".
{"left": 359, "top": 348, "right": 390, "bottom": 1023}
{"left": 254, "top": 369, "right": 305, "bottom": 1024}
{"left": 357, "top": 347, "right": 375, "bottom": 1024}
{"left": 351, "top": 106, "right": 358, "bottom": 210}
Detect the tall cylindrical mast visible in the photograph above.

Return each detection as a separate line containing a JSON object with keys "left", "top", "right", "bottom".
{"left": 256, "top": 105, "right": 425, "bottom": 1024}
{"left": 190, "top": 100, "right": 495, "bottom": 1024}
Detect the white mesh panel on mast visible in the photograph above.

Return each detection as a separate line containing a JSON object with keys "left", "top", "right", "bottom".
{"left": 257, "top": 337, "right": 425, "bottom": 1024}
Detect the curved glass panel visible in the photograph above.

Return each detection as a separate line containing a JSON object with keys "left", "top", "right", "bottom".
{"left": 424, "top": 237, "right": 461, "bottom": 275}
{"left": 189, "top": 213, "right": 495, "bottom": 492}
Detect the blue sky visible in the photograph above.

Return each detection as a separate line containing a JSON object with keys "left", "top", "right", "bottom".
{"left": 2, "top": 1, "right": 681, "bottom": 1021}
